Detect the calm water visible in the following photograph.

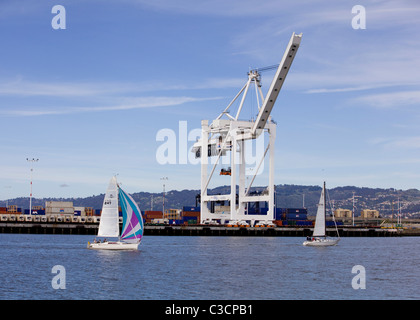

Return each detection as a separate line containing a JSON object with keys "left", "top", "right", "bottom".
{"left": 0, "top": 234, "right": 419, "bottom": 300}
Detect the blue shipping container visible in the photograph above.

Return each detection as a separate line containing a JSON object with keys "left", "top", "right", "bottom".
{"left": 275, "top": 208, "right": 307, "bottom": 220}
{"left": 24, "top": 209, "right": 45, "bottom": 215}
{"left": 183, "top": 206, "right": 200, "bottom": 212}
{"left": 169, "top": 219, "right": 183, "bottom": 225}
{"left": 284, "top": 208, "right": 308, "bottom": 214}
{"left": 182, "top": 216, "right": 197, "bottom": 222}
{"left": 286, "top": 213, "right": 308, "bottom": 220}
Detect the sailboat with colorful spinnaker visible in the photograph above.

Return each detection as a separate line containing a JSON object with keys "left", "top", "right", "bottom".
{"left": 87, "top": 176, "right": 144, "bottom": 250}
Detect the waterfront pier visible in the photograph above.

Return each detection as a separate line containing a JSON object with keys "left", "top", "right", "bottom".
{"left": 0, "top": 222, "right": 412, "bottom": 237}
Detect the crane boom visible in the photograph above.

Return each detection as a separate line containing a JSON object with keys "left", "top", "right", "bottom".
{"left": 252, "top": 32, "right": 302, "bottom": 134}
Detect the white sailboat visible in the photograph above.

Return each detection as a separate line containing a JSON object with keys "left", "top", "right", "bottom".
{"left": 303, "top": 182, "right": 340, "bottom": 247}
{"left": 87, "top": 176, "right": 144, "bottom": 250}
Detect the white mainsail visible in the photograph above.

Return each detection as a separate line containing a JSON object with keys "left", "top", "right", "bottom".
{"left": 97, "top": 176, "right": 120, "bottom": 238}
{"left": 303, "top": 182, "right": 339, "bottom": 246}
{"left": 312, "top": 183, "right": 326, "bottom": 237}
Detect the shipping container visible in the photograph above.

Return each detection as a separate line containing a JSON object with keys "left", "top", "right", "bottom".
{"left": 275, "top": 208, "right": 307, "bottom": 218}
{"left": 7, "top": 205, "right": 18, "bottom": 213}
{"left": 74, "top": 207, "right": 85, "bottom": 215}
{"left": 182, "top": 216, "right": 198, "bottom": 223}
{"left": 295, "top": 220, "right": 313, "bottom": 226}
{"left": 169, "top": 219, "right": 183, "bottom": 225}
{"left": 285, "top": 213, "right": 308, "bottom": 220}
{"left": 24, "top": 209, "right": 45, "bottom": 215}
{"left": 325, "top": 221, "right": 343, "bottom": 226}
{"left": 45, "top": 201, "right": 73, "bottom": 208}
{"left": 46, "top": 208, "right": 74, "bottom": 214}
{"left": 182, "top": 206, "right": 200, "bottom": 212}
{"left": 182, "top": 211, "right": 200, "bottom": 218}
{"left": 274, "top": 220, "right": 283, "bottom": 227}
{"left": 145, "top": 211, "right": 163, "bottom": 218}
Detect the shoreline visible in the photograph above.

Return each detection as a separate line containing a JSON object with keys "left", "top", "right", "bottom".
{"left": 0, "top": 221, "right": 415, "bottom": 237}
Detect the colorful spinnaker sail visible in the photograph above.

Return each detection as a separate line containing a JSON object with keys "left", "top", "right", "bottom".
{"left": 119, "top": 187, "right": 144, "bottom": 242}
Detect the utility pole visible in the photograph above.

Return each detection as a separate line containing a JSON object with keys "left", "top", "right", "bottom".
{"left": 151, "top": 194, "right": 154, "bottom": 211}
{"left": 4, "top": 186, "right": 11, "bottom": 208}
{"left": 161, "top": 177, "right": 168, "bottom": 218}
{"left": 352, "top": 192, "right": 356, "bottom": 227}
{"left": 26, "top": 158, "right": 39, "bottom": 215}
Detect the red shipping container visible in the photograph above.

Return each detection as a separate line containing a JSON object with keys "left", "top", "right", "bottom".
{"left": 182, "top": 211, "right": 200, "bottom": 217}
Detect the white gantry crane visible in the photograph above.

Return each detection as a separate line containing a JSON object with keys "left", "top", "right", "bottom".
{"left": 192, "top": 32, "right": 302, "bottom": 225}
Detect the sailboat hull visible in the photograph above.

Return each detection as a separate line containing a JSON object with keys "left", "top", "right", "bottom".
{"left": 303, "top": 238, "right": 339, "bottom": 247}
{"left": 87, "top": 241, "right": 140, "bottom": 250}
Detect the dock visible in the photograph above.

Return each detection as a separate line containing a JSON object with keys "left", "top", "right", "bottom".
{"left": 0, "top": 221, "right": 415, "bottom": 237}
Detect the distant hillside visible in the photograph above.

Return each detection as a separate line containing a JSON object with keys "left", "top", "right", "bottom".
{"left": 3, "top": 185, "right": 420, "bottom": 217}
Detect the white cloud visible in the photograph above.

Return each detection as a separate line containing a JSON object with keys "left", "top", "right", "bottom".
{"left": 0, "top": 96, "right": 223, "bottom": 117}
{"left": 305, "top": 85, "right": 393, "bottom": 94}
{"left": 352, "top": 90, "right": 420, "bottom": 108}
{"left": 0, "top": 77, "right": 244, "bottom": 97}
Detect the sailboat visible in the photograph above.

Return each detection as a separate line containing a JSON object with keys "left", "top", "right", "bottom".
{"left": 303, "top": 182, "right": 340, "bottom": 247}
{"left": 87, "top": 176, "right": 144, "bottom": 250}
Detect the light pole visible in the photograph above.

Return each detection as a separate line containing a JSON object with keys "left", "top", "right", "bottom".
{"left": 26, "top": 158, "right": 39, "bottom": 215}
{"left": 160, "top": 177, "right": 168, "bottom": 218}
{"left": 4, "top": 186, "right": 11, "bottom": 208}
{"left": 352, "top": 192, "right": 356, "bottom": 227}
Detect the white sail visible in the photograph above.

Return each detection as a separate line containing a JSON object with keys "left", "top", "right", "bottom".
{"left": 312, "top": 183, "right": 326, "bottom": 237}
{"left": 97, "top": 176, "right": 120, "bottom": 238}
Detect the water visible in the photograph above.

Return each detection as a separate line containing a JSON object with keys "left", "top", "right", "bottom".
{"left": 0, "top": 234, "right": 419, "bottom": 300}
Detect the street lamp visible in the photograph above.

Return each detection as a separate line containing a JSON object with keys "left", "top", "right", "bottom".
{"left": 4, "top": 186, "right": 11, "bottom": 208}
{"left": 160, "top": 177, "right": 168, "bottom": 218}
{"left": 26, "top": 158, "right": 39, "bottom": 215}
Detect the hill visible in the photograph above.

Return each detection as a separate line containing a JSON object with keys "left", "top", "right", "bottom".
{"left": 3, "top": 185, "right": 420, "bottom": 217}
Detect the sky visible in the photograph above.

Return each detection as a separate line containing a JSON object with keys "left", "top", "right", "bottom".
{"left": 0, "top": 0, "right": 419, "bottom": 200}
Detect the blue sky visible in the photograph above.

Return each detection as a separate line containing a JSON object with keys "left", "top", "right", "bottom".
{"left": 0, "top": 0, "right": 419, "bottom": 200}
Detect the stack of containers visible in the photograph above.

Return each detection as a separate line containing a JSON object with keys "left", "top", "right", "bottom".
{"left": 275, "top": 208, "right": 309, "bottom": 226}
{"left": 45, "top": 201, "right": 74, "bottom": 220}
{"left": 144, "top": 210, "right": 163, "bottom": 223}
{"left": 182, "top": 206, "right": 200, "bottom": 225}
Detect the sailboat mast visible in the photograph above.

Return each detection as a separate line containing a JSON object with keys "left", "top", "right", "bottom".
{"left": 323, "top": 181, "right": 326, "bottom": 237}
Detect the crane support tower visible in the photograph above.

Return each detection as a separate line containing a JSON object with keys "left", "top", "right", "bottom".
{"left": 192, "top": 32, "right": 302, "bottom": 225}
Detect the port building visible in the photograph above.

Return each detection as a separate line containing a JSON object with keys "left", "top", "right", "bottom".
{"left": 361, "top": 209, "right": 380, "bottom": 218}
